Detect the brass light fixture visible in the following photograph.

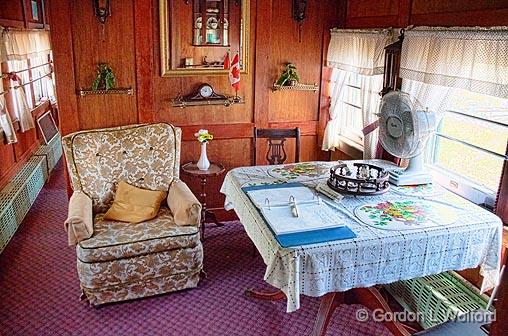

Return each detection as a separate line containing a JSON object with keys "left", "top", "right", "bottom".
{"left": 292, "top": 0, "right": 307, "bottom": 42}
{"left": 93, "top": 0, "right": 111, "bottom": 24}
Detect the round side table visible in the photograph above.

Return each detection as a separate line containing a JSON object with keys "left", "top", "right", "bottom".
{"left": 181, "top": 162, "right": 226, "bottom": 239}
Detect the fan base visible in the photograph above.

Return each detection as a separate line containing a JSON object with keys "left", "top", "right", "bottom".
{"left": 389, "top": 170, "right": 432, "bottom": 186}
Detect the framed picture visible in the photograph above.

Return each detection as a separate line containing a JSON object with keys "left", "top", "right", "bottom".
{"left": 31, "top": 0, "right": 39, "bottom": 21}
{"left": 36, "top": 111, "right": 59, "bottom": 144}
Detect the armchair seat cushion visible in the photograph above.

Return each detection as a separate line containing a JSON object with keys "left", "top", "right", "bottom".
{"left": 77, "top": 207, "right": 200, "bottom": 263}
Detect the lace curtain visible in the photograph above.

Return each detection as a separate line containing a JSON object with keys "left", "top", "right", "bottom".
{"left": 324, "top": 29, "right": 394, "bottom": 158}
{"left": 0, "top": 29, "right": 51, "bottom": 61}
{"left": 400, "top": 26, "right": 508, "bottom": 99}
{"left": 0, "top": 29, "right": 49, "bottom": 135}
{"left": 0, "top": 33, "right": 16, "bottom": 144}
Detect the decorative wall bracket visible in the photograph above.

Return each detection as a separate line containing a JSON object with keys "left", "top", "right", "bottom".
{"left": 272, "top": 83, "right": 318, "bottom": 92}
{"left": 77, "top": 87, "right": 133, "bottom": 96}
{"left": 171, "top": 94, "right": 244, "bottom": 108}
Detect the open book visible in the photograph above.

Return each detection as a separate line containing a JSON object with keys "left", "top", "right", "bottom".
{"left": 244, "top": 184, "right": 346, "bottom": 235}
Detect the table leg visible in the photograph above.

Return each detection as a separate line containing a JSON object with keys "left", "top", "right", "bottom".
{"left": 244, "top": 288, "right": 286, "bottom": 301}
{"left": 311, "top": 292, "right": 344, "bottom": 336}
{"left": 199, "top": 176, "right": 207, "bottom": 239}
{"left": 244, "top": 286, "right": 411, "bottom": 336}
{"left": 351, "top": 287, "right": 412, "bottom": 336}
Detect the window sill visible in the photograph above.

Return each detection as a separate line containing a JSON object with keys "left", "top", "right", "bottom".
{"left": 336, "top": 136, "right": 364, "bottom": 160}
{"left": 430, "top": 164, "right": 496, "bottom": 208}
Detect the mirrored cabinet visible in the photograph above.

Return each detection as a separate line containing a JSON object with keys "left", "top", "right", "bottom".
{"left": 160, "top": 0, "right": 249, "bottom": 76}
{"left": 193, "top": 0, "right": 229, "bottom": 46}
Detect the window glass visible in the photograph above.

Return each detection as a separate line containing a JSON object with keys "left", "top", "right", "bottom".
{"left": 430, "top": 89, "right": 508, "bottom": 193}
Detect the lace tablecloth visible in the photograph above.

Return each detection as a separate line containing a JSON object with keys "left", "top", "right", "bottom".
{"left": 220, "top": 160, "right": 503, "bottom": 312}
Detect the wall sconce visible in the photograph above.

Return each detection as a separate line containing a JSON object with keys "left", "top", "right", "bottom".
{"left": 93, "top": 0, "right": 111, "bottom": 24}
{"left": 292, "top": 0, "right": 307, "bottom": 42}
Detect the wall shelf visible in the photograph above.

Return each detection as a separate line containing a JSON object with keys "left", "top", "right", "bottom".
{"left": 272, "top": 83, "right": 319, "bottom": 92}
{"left": 171, "top": 96, "right": 244, "bottom": 108}
{"left": 77, "top": 88, "right": 133, "bottom": 96}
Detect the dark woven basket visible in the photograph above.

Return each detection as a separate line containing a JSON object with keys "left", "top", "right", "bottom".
{"left": 327, "top": 163, "right": 390, "bottom": 196}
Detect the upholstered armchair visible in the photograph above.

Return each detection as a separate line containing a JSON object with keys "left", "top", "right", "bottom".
{"left": 62, "top": 123, "right": 203, "bottom": 306}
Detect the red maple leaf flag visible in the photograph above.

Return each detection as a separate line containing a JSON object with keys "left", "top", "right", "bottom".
{"left": 223, "top": 52, "right": 230, "bottom": 70}
{"left": 229, "top": 52, "right": 240, "bottom": 92}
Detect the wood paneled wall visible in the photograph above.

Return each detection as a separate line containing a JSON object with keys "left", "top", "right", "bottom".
{"left": 345, "top": 0, "right": 508, "bottom": 28}
{"left": 49, "top": 0, "right": 341, "bottom": 212}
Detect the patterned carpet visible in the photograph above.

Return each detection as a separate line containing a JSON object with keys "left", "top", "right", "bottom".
{"left": 0, "top": 162, "right": 392, "bottom": 336}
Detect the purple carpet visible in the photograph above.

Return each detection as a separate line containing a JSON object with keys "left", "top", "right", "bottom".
{"left": 0, "top": 161, "right": 392, "bottom": 336}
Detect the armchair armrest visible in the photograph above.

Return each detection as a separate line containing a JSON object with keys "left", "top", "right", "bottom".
{"left": 64, "top": 191, "right": 93, "bottom": 246}
{"left": 167, "top": 180, "right": 202, "bottom": 226}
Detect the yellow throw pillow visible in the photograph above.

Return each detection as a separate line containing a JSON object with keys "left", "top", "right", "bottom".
{"left": 104, "top": 181, "right": 167, "bottom": 223}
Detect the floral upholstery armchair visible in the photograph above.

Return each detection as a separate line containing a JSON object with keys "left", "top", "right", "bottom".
{"left": 62, "top": 123, "right": 203, "bottom": 305}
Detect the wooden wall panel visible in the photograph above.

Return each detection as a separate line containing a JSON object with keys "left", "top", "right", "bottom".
{"left": 410, "top": 0, "right": 508, "bottom": 26}
{"left": 0, "top": 0, "right": 25, "bottom": 27}
{"left": 267, "top": 0, "right": 323, "bottom": 123}
{"left": 0, "top": 143, "right": 17, "bottom": 186}
{"left": 347, "top": 0, "right": 399, "bottom": 18}
{"left": 70, "top": 0, "right": 137, "bottom": 130}
{"left": 50, "top": 0, "right": 341, "bottom": 201}
{"left": 344, "top": 0, "right": 508, "bottom": 28}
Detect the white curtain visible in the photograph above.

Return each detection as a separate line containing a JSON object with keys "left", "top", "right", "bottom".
{"left": 0, "top": 79, "right": 17, "bottom": 144}
{"left": 0, "top": 32, "right": 17, "bottom": 144}
{"left": 327, "top": 29, "right": 393, "bottom": 76}
{"left": 0, "top": 29, "right": 51, "bottom": 61}
{"left": 400, "top": 26, "right": 508, "bottom": 99}
{"left": 7, "top": 60, "right": 35, "bottom": 132}
{"left": 324, "top": 29, "right": 394, "bottom": 157}
{"left": 322, "top": 70, "right": 348, "bottom": 151}
{"left": 360, "top": 74, "right": 384, "bottom": 158}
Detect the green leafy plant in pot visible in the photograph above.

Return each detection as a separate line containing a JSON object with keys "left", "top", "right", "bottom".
{"left": 275, "top": 63, "right": 300, "bottom": 86}
{"left": 91, "top": 63, "right": 116, "bottom": 91}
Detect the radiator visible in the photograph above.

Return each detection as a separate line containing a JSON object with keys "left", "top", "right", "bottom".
{"left": 0, "top": 155, "right": 49, "bottom": 254}
{"left": 34, "top": 135, "right": 63, "bottom": 176}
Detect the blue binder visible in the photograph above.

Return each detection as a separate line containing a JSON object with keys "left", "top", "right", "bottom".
{"left": 242, "top": 183, "right": 357, "bottom": 247}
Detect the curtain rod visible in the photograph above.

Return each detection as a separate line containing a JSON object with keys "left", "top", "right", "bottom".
{"left": 405, "top": 25, "right": 508, "bottom": 33}
{"left": 330, "top": 28, "right": 393, "bottom": 34}
{"left": 9, "top": 72, "right": 52, "bottom": 90}
{"left": 10, "top": 61, "right": 52, "bottom": 74}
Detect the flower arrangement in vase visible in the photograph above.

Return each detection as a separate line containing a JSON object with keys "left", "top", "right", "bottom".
{"left": 195, "top": 129, "right": 214, "bottom": 171}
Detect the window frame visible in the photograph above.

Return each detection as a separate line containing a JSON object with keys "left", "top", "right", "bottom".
{"left": 427, "top": 105, "right": 508, "bottom": 209}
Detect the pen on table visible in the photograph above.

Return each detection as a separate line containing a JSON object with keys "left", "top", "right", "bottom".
{"left": 289, "top": 196, "right": 299, "bottom": 217}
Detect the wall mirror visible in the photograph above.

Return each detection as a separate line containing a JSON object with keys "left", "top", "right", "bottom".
{"left": 160, "top": 0, "right": 249, "bottom": 76}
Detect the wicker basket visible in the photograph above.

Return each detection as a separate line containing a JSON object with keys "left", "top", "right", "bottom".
{"left": 384, "top": 271, "right": 489, "bottom": 329}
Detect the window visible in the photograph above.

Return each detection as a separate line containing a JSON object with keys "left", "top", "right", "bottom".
{"left": 334, "top": 70, "right": 363, "bottom": 147}
{"left": 5, "top": 53, "right": 55, "bottom": 111}
{"left": 426, "top": 89, "right": 508, "bottom": 207}
{"left": 328, "top": 69, "right": 383, "bottom": 151}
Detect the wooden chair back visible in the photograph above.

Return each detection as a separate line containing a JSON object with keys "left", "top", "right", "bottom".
{"left": 253, "top": 127, "right": 301, "bottom": 165}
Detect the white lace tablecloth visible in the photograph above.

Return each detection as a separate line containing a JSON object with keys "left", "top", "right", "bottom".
{"left": 220, "top": 160, "right": 503, "bottom": 312}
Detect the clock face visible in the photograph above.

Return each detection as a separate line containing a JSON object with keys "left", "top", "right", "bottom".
{"left": 199, "top": 84, "right": 213, "bottom": 98}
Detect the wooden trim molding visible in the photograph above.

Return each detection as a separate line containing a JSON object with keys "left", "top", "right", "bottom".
{"left": 268, "top": 121, "right": 317, "bottom": 136}
{"left": 134, "top": 0, "right": 154, "bottom": 123}
{"left": 179, "top": 123, "right": 255, "bottom": 141}
{"left": 48, "top": 0, "right": 79, "bottom": 136}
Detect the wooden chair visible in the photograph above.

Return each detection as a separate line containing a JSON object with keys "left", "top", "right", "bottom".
{"left": 253, "top": 127, "right": 301, "bottom": 165}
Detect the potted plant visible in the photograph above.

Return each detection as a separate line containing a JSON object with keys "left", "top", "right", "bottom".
{"left": 91, "top": 63, "right": 116, "bottom": 91}
{"left": 275, "top": 63, "right": 300, "bottom": 86}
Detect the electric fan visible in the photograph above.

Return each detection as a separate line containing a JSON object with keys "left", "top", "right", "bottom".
{"left": 378, "top": 91, "right": 437, "bottom": 186}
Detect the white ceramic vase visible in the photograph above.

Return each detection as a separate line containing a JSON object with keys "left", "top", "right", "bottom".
{"left": 197, "top": 142, "right": 210, "bottom": 171}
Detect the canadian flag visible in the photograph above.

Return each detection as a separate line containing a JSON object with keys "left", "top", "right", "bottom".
{"left": 229, "top": 52, "right": 240, "bottom": 92}
{"left": 223, "top": 52, "right": 230, "bottom": 70}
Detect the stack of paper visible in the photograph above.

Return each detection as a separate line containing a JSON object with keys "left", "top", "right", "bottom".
{"left": 315, "top": 180, "right": 344, "bottom": 203}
